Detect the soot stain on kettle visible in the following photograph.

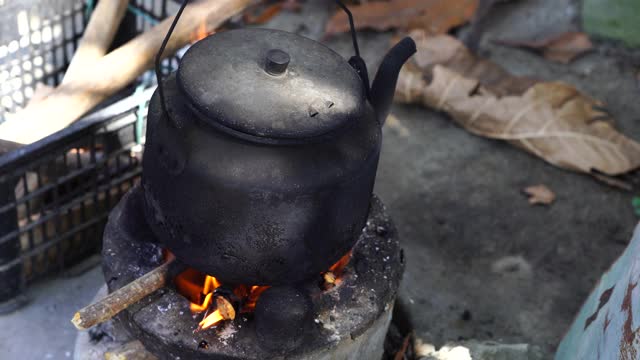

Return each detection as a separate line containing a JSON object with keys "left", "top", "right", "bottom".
{"left": 252, "top": 221, "right": 286, "bottom": 252}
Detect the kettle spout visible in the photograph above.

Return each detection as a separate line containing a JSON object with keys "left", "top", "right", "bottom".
{"left": 370, "top": 37, "right": 417, "bottom": 125}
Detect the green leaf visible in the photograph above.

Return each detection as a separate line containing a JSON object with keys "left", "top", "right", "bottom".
{"left": 632, "top": 196, "right": 640, "bottom": 216}
{"left": 583, "top": 0, "right": 640, "bottom": 47}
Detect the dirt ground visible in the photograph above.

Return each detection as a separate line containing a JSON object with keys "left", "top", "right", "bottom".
{"left": 370, "top": 0, "right": 640, "bottom": 358}
{"left": 321, "top": 0, "right": 640, "bottom": 357}
{"left": 2, "top": 0, "right": 640, "bottom": 359}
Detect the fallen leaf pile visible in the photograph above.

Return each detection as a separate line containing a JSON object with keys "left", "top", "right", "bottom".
{"left": 325, "top": 0, "right": 478, "bottom": 37}
{"left": 396, "top": 30, "right": 640, "bottom": 177}
{"left": 523, "top": 184, "right": 556, "bottom": 205}
{"left": 494, "top": 31, "right": 594, "bottom": 64}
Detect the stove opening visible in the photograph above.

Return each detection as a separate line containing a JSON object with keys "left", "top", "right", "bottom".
{"left": 173, "top": 250, "right": 353, "bottom": 330}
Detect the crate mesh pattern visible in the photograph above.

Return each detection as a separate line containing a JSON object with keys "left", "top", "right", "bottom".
{"left": 0, "top": 0, "right": 176, "bottom": 303}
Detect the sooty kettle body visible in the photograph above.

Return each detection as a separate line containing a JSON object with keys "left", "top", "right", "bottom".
{"left": 142, "top": 27, "right": 416, "bottom": 285}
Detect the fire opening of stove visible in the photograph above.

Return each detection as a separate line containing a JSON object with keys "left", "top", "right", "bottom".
{"left": 173, "top": 250, "right": 353, "bottom": 331}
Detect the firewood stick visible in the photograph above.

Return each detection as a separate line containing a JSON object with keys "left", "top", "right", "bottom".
{"left": 63, "top": 0, "right": 130, "bottom": 83}
{"left": 0, "top": 0, "right": 253, "bottom": 145}
{"left": 71, "top": 257, "right": 178, "bottom": 330}
{"left": 393, "top": 331, "right": 413, "bottom": 360}
{"left": 20, "top": 0, "right": 129, "bottom": 107}
{"left": 105, "top": 340, "right": 157, "bottom": 360}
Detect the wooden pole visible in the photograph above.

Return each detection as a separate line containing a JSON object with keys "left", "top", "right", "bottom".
{"left": 104, "top": 341, "right": 156, "bottom": 360}
{"left": 71, "top": 257, "right": 177, "bottom": 330}
{"left": 63, "top": 0, "right": 130, "bottom": 83}
{"left": 0, "top": 139, "right": 22, "bottom": 155}
{"left": 0, "top": 0, "right": 253, "bottom": 145}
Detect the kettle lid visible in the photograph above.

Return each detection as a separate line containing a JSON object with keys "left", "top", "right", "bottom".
{"left": 177, "top": 28, "right": 366, "bottom": 143}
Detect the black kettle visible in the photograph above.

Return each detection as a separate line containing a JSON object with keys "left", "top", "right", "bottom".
{"left": 141, "top": 1, "right": 416, "bottom": 285}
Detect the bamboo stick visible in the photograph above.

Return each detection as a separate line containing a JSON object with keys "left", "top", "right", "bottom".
{"left": 71, "top": 257, "right": 175, "bottom": 330}
{"left": 0, "top": 0, "right": 253, "bottom": 145}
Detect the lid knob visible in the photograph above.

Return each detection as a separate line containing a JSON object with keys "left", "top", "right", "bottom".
{"left": 265, "top": 49, "right": 290, "bottom": 76}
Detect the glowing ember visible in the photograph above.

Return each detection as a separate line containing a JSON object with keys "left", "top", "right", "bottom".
{"left": 323, "top": 271, "right": 336, "bottom": 285}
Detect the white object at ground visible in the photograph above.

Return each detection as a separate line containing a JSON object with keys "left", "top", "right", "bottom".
{"left": 555, "top": 222, "right": 640, "bottom": 360}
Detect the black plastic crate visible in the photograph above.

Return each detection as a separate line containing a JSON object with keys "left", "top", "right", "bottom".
{"left": 0, "top": 0, "right": 177, "bottom": 309}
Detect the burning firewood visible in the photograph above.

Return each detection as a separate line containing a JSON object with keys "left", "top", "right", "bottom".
{"left": 216, "top": 295, "right": 236, "bottom": 320}
{"left": 196, "top": 295, "right": 236, "bottom": 331}
{"left": 321, "top": 250, "right": 352, "bottom": 289}
{"left": 174, "top": 268, "right": 268, "bottom": 329}
{"left": 104, "top": 340, "right": 157, "bottom": 360}
{"left": 323, "top": 271, "right": 337, "bottom": 289}
{"left": 71, "top": 257, "right": 182, "bottom": 330}
{"left": 0, "top": 0, "right": 254, "bottom": 145}
{"left": 324, "top": 271, "right": 337, "bottom": 284}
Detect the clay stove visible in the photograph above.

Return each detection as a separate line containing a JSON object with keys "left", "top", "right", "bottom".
{"left": 74, "top": 185, "right": 403, "bottom": 359}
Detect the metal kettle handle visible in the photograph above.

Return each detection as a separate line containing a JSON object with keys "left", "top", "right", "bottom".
{"left": 154, "top": 0, "right": 190, "bottom": 123}
{"left": 154, "top": 0, "right": 369, "bottom": 121}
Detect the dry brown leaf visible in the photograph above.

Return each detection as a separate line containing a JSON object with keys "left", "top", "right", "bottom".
{"left": 396, "top": 30, "right": 640, "bottom": 177}
{"left": 523, "top": 184, "right": 556, "bottom": 205}
{"left": 495, "top": 31, "right": 594, "bottom": 64}
{"left": 399, "top": 31, "right": 537, "bottom": 96}
{"left": 325, "top": 0, "right": 478, "bottom": 36}
{"left": 589, "top": 171, "right": 633, "bottom": 191}
{"left": 385, "top": 113, "right": 411, "bottom": 137}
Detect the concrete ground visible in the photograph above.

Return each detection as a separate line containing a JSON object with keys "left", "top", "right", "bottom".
{"left": 375, "top": 0, "right": 640, "bottom": 357}
{"left": 1, "top": 0, "right": 640, "bottom": 359}
{"left": 0, "top": 266, "right": 103, "bottom": 359}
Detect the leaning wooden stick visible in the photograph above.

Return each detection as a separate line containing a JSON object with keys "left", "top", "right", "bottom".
{"left": 72, "top": 257, "right": 177, "bottom": 330}
{"left": 0, "top": 0, "right": 253, "bottom": 145}
{"left": 26, "top": 1, "right": 130, "bottom": 108}
{"left": 0, "top": 139, "right": 22, "bottom": 155}
{"left": 63, "top": 0, "right": 130, "bottom": 83}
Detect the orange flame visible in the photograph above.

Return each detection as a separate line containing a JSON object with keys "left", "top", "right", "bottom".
{"left": 174, "top": 269, "right": 268, "bottom": 330}
{"left": 203, "top": 275, "right": 221, "bottom": 295}
{"left": 329, "top": 250, "right": 352, "bottom": 276}
{"left": 199, "top": 309, "right": 224, "bottom": 329}
{"left": 174, "top": 269, "right": 228, "bottom": 329}
{"left": 242, "top": 285, "right": 269, "bottom": 312}
{"left": 174, "top": 268, "right": 209, "bottom": 304}
{"left": 190, "top": 292, "right": 212, "bottom": 313}
{"left": 191, "top": 21, "right": 211, "bottom": 43}
{"left": 173, "top": 250, "right": 352, "bottom": 330}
